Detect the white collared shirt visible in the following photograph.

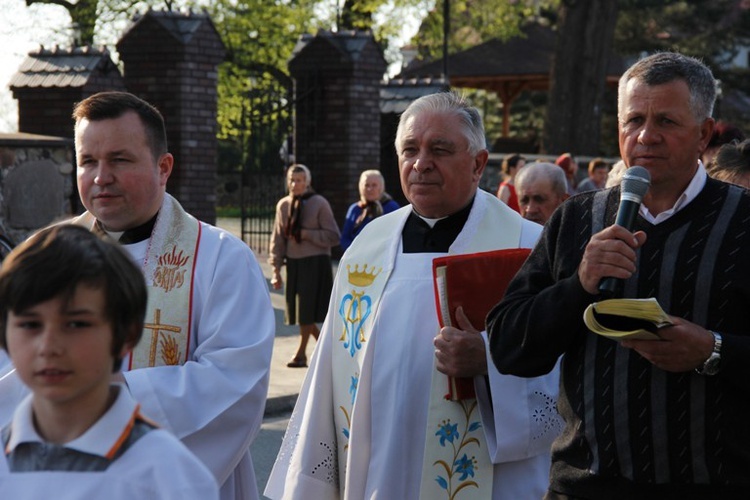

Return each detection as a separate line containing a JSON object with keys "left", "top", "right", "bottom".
{"left": 6, "top": 384, "right": 139, "bottom": 459}
{"left": 639, "top": 162, "right": 707, "bottom": 224}
{"left": 1, "top": 384, "right": 218, "bottom": 500}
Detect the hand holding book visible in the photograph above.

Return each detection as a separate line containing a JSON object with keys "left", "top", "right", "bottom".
{"left": 432, "top": 248, "right": 531, "bottom": 400}
{"left": 583, "top": 297, "right": 673, "bottom": 341}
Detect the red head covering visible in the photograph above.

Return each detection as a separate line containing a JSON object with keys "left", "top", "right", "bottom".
{"left": 555, "top": 153, "right": 574, "bottom": 174}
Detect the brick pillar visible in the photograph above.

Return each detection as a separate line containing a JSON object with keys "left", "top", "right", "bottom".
{"left": 288, "top": 30, "right": 387, "bottom": 235}
{"left": 116, "top": 10, "right": 225, "bottom": 224}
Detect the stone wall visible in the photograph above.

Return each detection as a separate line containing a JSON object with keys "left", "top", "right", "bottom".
{"left": 0, "top": 133, "right": 76, "bottom": 246}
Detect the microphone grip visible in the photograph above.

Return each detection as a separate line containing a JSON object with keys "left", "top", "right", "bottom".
{"left": 597, "top": 199, "right": 641, "bottom": 298}
{"left": 613, "top": 199, "right": 640, "bottom": 232}
{"left": 598, "top": 276, "right": 620, "bottom": 299}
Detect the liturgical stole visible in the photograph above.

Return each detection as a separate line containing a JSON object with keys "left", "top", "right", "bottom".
{"left": 331, "top": 195, "right": 522, "bottom": 500}
{"left": 73, "top": 194, "right": 200, "bottom": 368}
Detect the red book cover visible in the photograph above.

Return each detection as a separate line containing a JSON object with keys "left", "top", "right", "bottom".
{"left": 432, "top": 248, "right": 531, "bottom": 400}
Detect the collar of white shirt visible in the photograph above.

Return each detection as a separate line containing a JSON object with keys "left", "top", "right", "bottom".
{"left": 6, "top": 384, "right": 140, "bottom": 458}
{"left": 638, "top": 161, "right": 707, "bottom": 225}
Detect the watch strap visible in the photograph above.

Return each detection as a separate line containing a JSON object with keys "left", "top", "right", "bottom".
{"left": 695, "top": 331, "right": 722, "bottom": 375}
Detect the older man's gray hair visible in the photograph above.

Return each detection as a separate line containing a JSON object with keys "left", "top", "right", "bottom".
{"left": 618, "top": 51, "right": 717, "bottom": 123}
{"left": 516, "top": 162, "right": 568, "bottom": 196}
{"left": 395, "top": 92, "right": 486, "bottom": 155}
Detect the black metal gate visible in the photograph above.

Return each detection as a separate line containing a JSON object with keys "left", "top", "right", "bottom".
{"left": 239, "top": 64, "right": 294, "bottom": 256}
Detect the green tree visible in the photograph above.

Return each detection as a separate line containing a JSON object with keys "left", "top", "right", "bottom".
{"left": 411, "top": 0, "right": 546, "bottom": 59}
{"left": 24, "top": 0, "right": 191, "bottom": 46}
{"left": 26, "top": 0, "right": 99, "bottom": 45}
{"left": 614, "top": 0, "right": 750, "bottom": 130}
{"left": 340, "top": 0, "right": 378, "bottom": 30}
{"left": 405, "top": 1, "right": 558, "bottom": 149}
{"left": 210, "top": 0, "right": 441, "bottom": 172}
{"left": 407, "top": 0, "right": 749, "bottom": 155}
{"left": 206, "top": 0, "right": 321, "bottom": 172}
{"left": 21, "top": 0, "right": 441, "bottom": 171}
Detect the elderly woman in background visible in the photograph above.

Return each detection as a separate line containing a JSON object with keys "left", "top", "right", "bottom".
{"left": 270, "top": 164, "right": 340, "bottom": 367}
{"left": 339, "top": 169, "right": 400, "bottom": 251}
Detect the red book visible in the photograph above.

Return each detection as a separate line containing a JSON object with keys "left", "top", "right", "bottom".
{"left": 432, "top": 248, "right": 532, "bottom": 400}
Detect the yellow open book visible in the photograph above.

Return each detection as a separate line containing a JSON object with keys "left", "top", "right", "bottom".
{"left": 583, "top": 297, "right": 673, "bottom": 341}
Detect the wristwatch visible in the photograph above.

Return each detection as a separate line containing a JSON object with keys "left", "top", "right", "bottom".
{"left": 695, "top": 331, "right": 722, "bottom": 376}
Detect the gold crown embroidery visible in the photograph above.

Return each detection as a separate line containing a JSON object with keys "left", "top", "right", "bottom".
{"left": 346, "top": 264, "right": 381, "bottom": 287}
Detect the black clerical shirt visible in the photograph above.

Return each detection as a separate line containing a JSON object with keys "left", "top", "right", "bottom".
{"left": 96, "top": 213, "right": 158, "bottom": 244}
{"left": 401, "top": 199, "right": 473, "bottom": 253}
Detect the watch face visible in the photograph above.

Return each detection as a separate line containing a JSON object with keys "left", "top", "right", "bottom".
{"left": 703, "top": 353, "right": 721, "bottom": 375}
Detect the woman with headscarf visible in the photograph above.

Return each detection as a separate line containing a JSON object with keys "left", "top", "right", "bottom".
{"left": 340, "top": 169, "right": 400, "bottom": 251}
{"left": 270, "top": 164, "right": 340, "bottom": 367}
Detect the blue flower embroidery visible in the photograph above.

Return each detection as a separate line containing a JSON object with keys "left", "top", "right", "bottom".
{"left": 349, "top": 375, "right": 358, "bottom": 405}
{"left": 453, "top": 454, "right": 475, "bottom": 481}
{"left": 431, "top": 400, "right": 484, "bottom": 498}
{"left": 435, "top": 475, "right": 448, "bottom": 490}
{"left": 435, "top": 421, "right": 459, "bottom": 446}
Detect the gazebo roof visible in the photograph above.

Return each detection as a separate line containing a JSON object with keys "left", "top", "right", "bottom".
{"left": 398, "top": 23, "right": 625, "bottom": 92}
{"left": 397, "top": 23, "right": 625, "bottom": 137}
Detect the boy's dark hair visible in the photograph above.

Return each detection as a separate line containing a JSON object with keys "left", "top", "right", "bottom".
{"left": 72, "top": 91, "right": 168, "bottom": 162}
{"left": 0, "top": 225, "right": 147, "bottom": 372}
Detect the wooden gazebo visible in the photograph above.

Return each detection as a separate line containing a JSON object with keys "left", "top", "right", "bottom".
{"left": 397, "top": 23, "right": 625, "bottom": 137}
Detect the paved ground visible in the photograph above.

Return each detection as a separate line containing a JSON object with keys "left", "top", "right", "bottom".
{"left": 215, "top": 218, "right": 329, "bottom": 417}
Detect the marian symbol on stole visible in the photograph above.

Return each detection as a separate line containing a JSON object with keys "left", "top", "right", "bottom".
{"left": 338, "top": 264, "right": 381, "bottom": 357}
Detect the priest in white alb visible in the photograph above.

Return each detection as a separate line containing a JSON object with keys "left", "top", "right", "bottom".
{"left": 0, "top": 91, "right": 275, "bottom": 500}
{"left": 265, "top": 91, "right": 562, "bottom": 500}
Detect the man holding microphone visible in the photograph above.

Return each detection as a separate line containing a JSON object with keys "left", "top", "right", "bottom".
{"left": 488, "top": 52, "right": 750, "bottom": 498}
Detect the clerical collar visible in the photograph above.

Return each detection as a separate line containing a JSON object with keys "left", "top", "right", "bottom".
{"left": 402, "top": 198, "right": 474, "bottom": 253}
{"left": 115, "top": 213, "right": 159, "bottom": 244}
{"left": 415, "top": 214, "right": 446, "bottom": 228}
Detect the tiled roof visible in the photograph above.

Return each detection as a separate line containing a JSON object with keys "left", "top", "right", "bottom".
{"left": 9, "top": 46, "right": 117, "bottom": 90}
{"left": 380, "top": 77, "right": 449, "bottom": 113}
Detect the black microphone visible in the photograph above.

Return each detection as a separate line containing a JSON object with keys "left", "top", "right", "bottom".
{"left": 598, "top": 166, "right": 651, "bottom": 298}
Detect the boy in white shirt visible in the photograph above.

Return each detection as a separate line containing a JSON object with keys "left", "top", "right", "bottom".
{"left": 0, "top": 224, "right": 218, "bottom": 500}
